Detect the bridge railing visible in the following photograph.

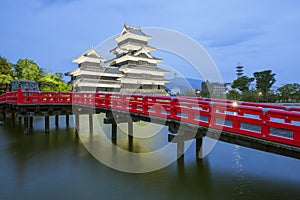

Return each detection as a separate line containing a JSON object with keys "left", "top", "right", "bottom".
{"left": 206, "top": 102, "right": 300, "bottom": 147}
{"left": 0, "top": 91, "right": 18, "bottom": 104}
{"left": 1, "top": 90, "right": 300, "bottom": 147}
{"left": 0, "top": 93, "right": 7, "bottom": 104}
{"left": 14, "top": 89, "right": 72, "bottom": 105}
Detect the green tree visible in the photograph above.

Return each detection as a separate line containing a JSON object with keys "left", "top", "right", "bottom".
{"left": 277, "top": 83, "right": 300, "bottom": 102}
{"left": 0, "top": 56, "right": 14, "bottom": 84}
{"left": 227, "top": 90, "right": 241, "bottom": 100}
{"left": 200, "top": 89, "right": 211, "bottom": 98}
{"left": 253, "top": 70, "right": 276, "bottom": 97}
{"left": 241, "top": 90, "right": 259, "bottom": 102}
{"left": 39, "top": 72, "right": 71, "bottom": 92}
{"left": 231, "top": 76, "right": 254, "bottom": 92}
{"left": 15, "top": 59, "right": 40, "bottom": 81}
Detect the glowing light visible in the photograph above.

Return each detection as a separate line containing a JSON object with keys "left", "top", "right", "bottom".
{"left": 232, "top": 101, "right": 238, "bottom": 107}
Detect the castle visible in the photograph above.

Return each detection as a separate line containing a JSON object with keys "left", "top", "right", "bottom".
{"left": 66, "top": 24, "right": 169, "bottom": 95}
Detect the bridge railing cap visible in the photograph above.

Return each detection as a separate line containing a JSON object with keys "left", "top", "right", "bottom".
{"left": 262, "top": 108, "right": 271, "bottom": 115}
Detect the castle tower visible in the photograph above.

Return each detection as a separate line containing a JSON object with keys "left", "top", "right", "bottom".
{"left": 106, "top": 24, "right": 169, "bottom": 95}
{"left": 66, "top": 48, "right": 122, "bottom": 92}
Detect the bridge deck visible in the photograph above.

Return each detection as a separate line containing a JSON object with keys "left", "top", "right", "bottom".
{"left": 0, "top": 89, "right": 300, "bottom": 159}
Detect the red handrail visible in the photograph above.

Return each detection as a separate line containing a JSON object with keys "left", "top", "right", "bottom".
{"left": 1, "top": 90, "right": 299, "bottom": 147}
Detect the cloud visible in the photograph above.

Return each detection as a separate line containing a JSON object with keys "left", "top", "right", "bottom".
{"left": 202, "top": 28, "right": 265, "bottom": 48}
{"left": 0, "top": 0, "right": 300, "bottom": 85}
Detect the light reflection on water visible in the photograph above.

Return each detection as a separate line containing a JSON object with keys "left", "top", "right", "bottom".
{"left": 0, "top": 115, "right": 299, "bottom": 200}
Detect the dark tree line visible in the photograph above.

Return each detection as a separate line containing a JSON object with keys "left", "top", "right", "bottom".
{"left": 0, "top": 56, "right": 71, "bottom": 93}
{"left": 227, "top": 69, "right": 300, "bottom": 103}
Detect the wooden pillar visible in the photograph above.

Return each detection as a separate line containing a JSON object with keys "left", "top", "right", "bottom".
{"left": 112, "top": 121, "right": 117, "bottom": 143}
{"left": 11, "top": 113, "right": 15, "bottom": 128}
{"left": 196, "top": 137, "right": 203, "bottom": 159}
{"left": 18, "top": 117, "right": 22, "bottom": 124}
{"left": 177, "top": 141, "right": 185, "bottom": 158}
{"left": 29, "top": 116, "right": 33, "bottom": 129}
{"left": 128, "top": 121, "right": 133, "bottom": 151}
{"left": 55, "top": 115, "right": 59, "bottom": 127}
{"left": 24, "top": 117, "right": 29, "bottom": 135}
{"left": 66, "top": 115, "right": 69, "bottom": 126}
{"left": 2, "top": 111, "right": 6, "bottom": 122}
{"left": 89, "top": 114, "right": 93, "bottom": 133}
{"left": 45, "top": 115, "right": 50, "bottom": 134}
{"left": 75, "top": 114, "right": 79, "bottom": 135}
{"left": 128, "top": 121, "right": 133, "bottom": 138}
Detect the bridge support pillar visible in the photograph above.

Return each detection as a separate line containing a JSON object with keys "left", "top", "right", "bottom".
{"left": 11, "top": 113, "right": 15, "bottom": 128}
{"left": 75, "top": 114, "right": 79, "bottom": 135}
{"left": 2, "top": 111, "right": 6, "bottom": 122}
{"left": 45, "top": 116, "right": 50, "bottom": 134}
{"left": 128, "top": 121, "right": 133, "bottom": 151}
{"left": 128, "top": 121, "right": 133, "bottom": 138}
{"left": 196, "top": 137, "right": 203, "bottom": 159}
{"left": 30, "top": 117, "right": 33, "bottom": 129}
{"left": 23, "top": 117, "right": 29, "bottom": 135}
{"left": 55, "top": 115, "right": 59, "bottom": 127}
{"left": 66, "top": 115, "right": 69, "bottom": 126}
{"left": 177, "top": 142, "right": 185, "bottom": 158}
{"left": 89, "top": 114, "right": 93, "bottom": 133}
{"left": 112, "top": 121, "right": 117, "bottom": 143}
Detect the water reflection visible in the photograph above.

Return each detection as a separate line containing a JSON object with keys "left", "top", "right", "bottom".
{"left": 0, "top": 115, "right": 300, "bottom": 200}
{"left": 232, "top": 145, "right": 251, "bottom": 199}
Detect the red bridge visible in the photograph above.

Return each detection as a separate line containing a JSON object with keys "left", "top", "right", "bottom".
{"left": 0, "top": 89, "right": 300, "bottom": 159}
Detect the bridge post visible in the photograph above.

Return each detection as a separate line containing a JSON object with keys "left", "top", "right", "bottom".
{"left": 128, "top": 121, "right": 133, "bottom": 138}
{"left": 29, "top": 116, "right": 33, "bottom": 129}
{"left": 89, "top": 114, "right": 93, "bottom": 133}
{"left": 112, "top": 121, "right": 117, "bottom": 143}
{"left": 55, "top": 115, "right": 59, "bottom": 127}
{"left": 66, "top": 115, "right": 69, "bottom": 126}
{"left": 23, "top": 117, "right": 29, "bottom": 135}
{"left": 196, "top": 137, "right": 203, "bottom": 159}
{"left": 45, "top": 115, "right": 50, "bottom": 134}
{"left": 75, "top": 114, "right": 79, "bottom": 135}
{"left": 177, "top": 141, "right": 185, "bottom": 158}
{"left": 2, "top": 111, "right": 6, "bottom": 122}
{"left": 128, "top": 121, "right": 133, "bottom": 150}
{"left": 11, "top": 112, "right": 15, "bottom": 128}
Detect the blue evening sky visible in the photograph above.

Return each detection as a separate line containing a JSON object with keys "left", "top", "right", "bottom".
{"left": 0, "top": 0, "right": 299, "bottom": 86}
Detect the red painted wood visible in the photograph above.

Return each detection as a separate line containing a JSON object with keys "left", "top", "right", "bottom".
{"left": 1, "top": 91, "right": 300, "bottom": 147}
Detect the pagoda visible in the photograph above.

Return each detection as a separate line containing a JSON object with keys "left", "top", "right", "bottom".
{"left": 106, "top": 24, "right": 169, "bottom": 95}
{"left": 66, "top": 24, "right": 169, "bottom": 95}
{"left": 66, "top": 48, "right": 122, "bottom": 92}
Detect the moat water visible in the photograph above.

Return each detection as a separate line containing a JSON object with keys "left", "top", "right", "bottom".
{"left": 0, "top": 115, "right": 299, "bottom": 200}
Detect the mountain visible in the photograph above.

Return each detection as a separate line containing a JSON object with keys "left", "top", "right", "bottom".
{"left": 165, "top": 77, "right": 203, "bottom": 94}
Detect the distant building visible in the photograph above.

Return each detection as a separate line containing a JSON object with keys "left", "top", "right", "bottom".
{"left": 66, "top": 24, "right": 169, "bottom": 95}
{"left": 236, "top": 64, "right": 244, "bottom": 78}
{"left": 201, "top": 80, "right": 230, "bottom": 95}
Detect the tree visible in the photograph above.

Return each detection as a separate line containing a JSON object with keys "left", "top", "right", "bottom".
{"left": 0, "top": 56, "right": 14, "bottom": 92}
{"left": 200, "top": 89, "right": 211, "bottom": 98}
{"left": 241, "top": 90, "right": 258, "bottom": 102}
{"left": 39, "top": 72, "right": 71, "bottom": 92}
{"left": 277, "top": 83, "right": 300, "bottom": 102}
{"left": 15, "top": 59, "right": 40, "bottom": 81}
{"left": 253, "top": 70, "right": 276, "bottom": 97}
{"left": 231, "top": 76, "right": 254, "bottom": 92}
{"left": 227, "top": 90, "right": 241, "bottom": 100}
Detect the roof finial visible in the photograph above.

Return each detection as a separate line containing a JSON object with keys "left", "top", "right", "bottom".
{"left": 91, "top": 44, "right": 94, "bottom": 49}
